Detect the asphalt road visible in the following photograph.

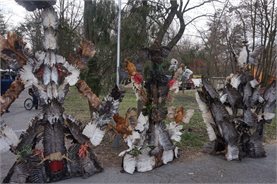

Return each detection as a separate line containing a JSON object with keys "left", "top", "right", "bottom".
{"left": 0, "top": 89, "right": 276, "bottom": 183}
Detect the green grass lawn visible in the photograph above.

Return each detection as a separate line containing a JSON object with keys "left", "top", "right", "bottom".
{"left": 64, "top": 87, "right": 276, "bottom": 152}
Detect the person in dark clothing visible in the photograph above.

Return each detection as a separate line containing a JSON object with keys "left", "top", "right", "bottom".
{"left": 28, "top": 88, "right": 38, "bottom": 109}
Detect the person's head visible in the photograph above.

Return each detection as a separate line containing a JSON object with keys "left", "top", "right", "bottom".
{"left": 170, "top": 58, "right": 178, "bottom": 65}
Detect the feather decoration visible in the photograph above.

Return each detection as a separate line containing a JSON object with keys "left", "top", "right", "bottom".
{"left": 123, "top": 154, "right": 136, "bottom": 174}
{"left": 43, "top": 66, "right": 51, "bottom": 85}
{"left": 35, "top": 85, "right": 48, "bottom": 104}
{"left": 250, "top": 88, "right": 262, "bottom": 107}
{"left": 119, "top": 132, "right": 142, "bottom": 165}
{"left": 238, "top": 46, "right": 248, "bottom": 67}
{"left": 52, "top": 84, "right": 58, "bottom": 98}
{"left": 225, "top": 106, "right": 233, "bottom": 115}
{"left": 166, "top": 122, "right": 183, "bottom": 142}
{"left": 250, "top": 79, "right": 259, "bottom": 88}
{"left": 243, "top": 82, "right": 253, "bottom": 107}
{"left": 51, "top": 66, "right": 58, "bottom": 85}
{"left": 20, "top": 64, "right": 38, "bottom": 87}
{"left": 55, "top": 54, "right": 66, "bottom": 64}
{"left": 46, "top": 84, "right": 53, "bottom": 100}
{"left": 43, "top": 30, "right": 57, "bottom": 50}
{"left": 41, "top": 8, "right": 58, "bottom": 29}
{"left": 0, "top": 122, "right": 19, "bottom": 153}
{"left": 125, "top": 131, "right": 141, "bottom": 149}
{"left": 34, "top": 51, "right": 45, "bottom": 67}
{"left": 157, "top": 124, "right": 174, "bottom": 151}
{"left": 135, "top": 113, "right": 148, "bottom": 132}
{"left": 136, "top": 149, "right": 155, "bottom": 172}
{"left": 82, "top": 123, "right": 105, "bottom": 146}
{"left": 258, "top": 112, "right": 275, "bottom": 121}
{"left": 64, "top": 62, "right": 80, "bottom": 86}
{"left": 220, "top": 94, "right": 228, "bottom": 104}
{"left": 44, "top": 52, "right": 56, "bottom": 67}
{"left": 57, "top": 82, "right": 68, "bottom": 102}
{"left": 43, "top": 30, "right": 57, "bottom": 51}
{"left": 230, "top": 74, "right": 241, "bottom": 89}
{"left": 243, "top": 108, "right": 258, "bottom": 127}
{"left": 248, "top": 46, "right": 264, "bottom": 65}
{"left": 76, "top": 80, "right": 100, "bottom": 109}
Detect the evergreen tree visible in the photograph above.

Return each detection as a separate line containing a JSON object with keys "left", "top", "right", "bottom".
{"left": 83, "top": 0, "right": 117, "bottom": 94}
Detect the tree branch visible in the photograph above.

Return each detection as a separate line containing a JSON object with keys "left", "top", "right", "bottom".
{"left": 183, "top": 0, "right": 217, "bottom": 13}
{"left": 185, "top": 14, "right": 212, "bottom": 26}
{"left": 167, "top": 10, "right": 185, "bottom": 49}
{"left": 153, "top": 0, "right": 178, "bottom": 46}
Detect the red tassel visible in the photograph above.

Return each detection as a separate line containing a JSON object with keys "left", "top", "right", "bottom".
{"left": 133, "top": 73, "right": 143, "bottom": 84}
{"left": 49, "top": 160, "right": 64, "bottom": 173}
{"left": 78, "top": 142, "right": 89, "bottom": 158}
{"left": 168, "top": 79, "right": 176, "bottom": 88}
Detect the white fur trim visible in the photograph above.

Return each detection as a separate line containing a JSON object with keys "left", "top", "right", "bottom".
{"left": 226, "top": 145, "right": 239, "bottom": 161}
{"left": 162, "top": 150, "right": 174, "bottom": 164}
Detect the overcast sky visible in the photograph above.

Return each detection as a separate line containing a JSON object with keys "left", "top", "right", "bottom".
{"left": 0, "top": 0, "right": 240, "bottom": 43}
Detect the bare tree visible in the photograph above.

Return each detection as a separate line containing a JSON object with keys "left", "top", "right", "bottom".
{"left": 231, "top": 0, "right": 276, "bottom": 85}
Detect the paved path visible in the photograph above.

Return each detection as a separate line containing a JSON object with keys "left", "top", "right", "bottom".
{"left": 0, "top": 89, "right": 276, "bottom": 183}
{"left": 0, "top": 88, "right": 39, "bottom": 181}
{"left": 1, "top": 89, "right": 39, "bottom": 131}
{"left": 61, "top": 144, "right": 276, "bottom": 183}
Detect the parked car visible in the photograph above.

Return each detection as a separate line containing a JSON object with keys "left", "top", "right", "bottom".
{"left": 191, "top": 78, "right": 202, "bottom": 88}
{"left": 1, "top": 71, "right": 15, "bottom": 95}
{"left": 180, "top": 78, "right": 195, "bottom": 90}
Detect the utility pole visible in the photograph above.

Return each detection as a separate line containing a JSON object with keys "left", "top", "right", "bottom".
{"left": 113, "top": 0, "right": 122, "bottom": 148}
{"left": 116, "top": 0, "right": 121, "bottom": 86}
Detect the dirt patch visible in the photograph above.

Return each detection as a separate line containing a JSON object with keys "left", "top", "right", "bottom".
{"left": 94, "top": 132, "right": 127, "bottom": 168}
{"left": 94, "top": 131, "right": 204, "bottom": 168}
